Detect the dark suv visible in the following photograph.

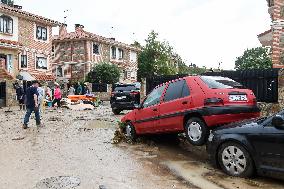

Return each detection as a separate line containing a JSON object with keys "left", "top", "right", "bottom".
{"left": 110, "top": 84, "right": 140, "bottom": 115}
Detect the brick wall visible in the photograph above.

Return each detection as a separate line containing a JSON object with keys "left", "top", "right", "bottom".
{"left": 270, "top": 0, "right": 284, "bottom": 67}
{"left": 18, "top": 18, "right": 53, "bottom": 75}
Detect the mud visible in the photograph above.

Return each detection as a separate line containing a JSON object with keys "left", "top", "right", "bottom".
{"left": 1, "top": 103, "right": 284, "bottom": 189}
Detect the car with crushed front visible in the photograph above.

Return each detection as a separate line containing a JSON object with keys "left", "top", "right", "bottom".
{"left": 206, "top": 110, "right": 284, "bottom": 179}
{"left": 121, "top": 76, "right": 261, "bottom": 145}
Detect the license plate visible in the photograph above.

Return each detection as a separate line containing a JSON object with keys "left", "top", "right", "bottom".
{"left": 229, "top": 95, "right": 247, "bottom": 101}
{"left": 116, "top": 96, "right": 126, "bottom": 100}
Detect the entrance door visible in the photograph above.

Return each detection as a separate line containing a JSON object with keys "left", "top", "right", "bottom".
{"left": 0, "top": 82, "right": 6, "bottom": 107}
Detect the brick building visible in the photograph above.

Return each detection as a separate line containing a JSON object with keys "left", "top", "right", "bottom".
{"left": 0, "top": 3, "right": 61, "bottom": 106}
{"left": 52, "top": 24, "right": 140, "bottom": 83}
{"left": 258, "top": 0, "right": 284, "bottom": 68}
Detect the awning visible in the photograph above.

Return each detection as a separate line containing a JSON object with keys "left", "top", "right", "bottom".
{"left": 19, "top": 71, "right": 35, "bottom": 81}
{"left": 32, "top": 74, "right": 55, "bottom": 81}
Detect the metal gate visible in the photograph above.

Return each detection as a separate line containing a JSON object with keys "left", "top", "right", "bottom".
{"left": 0, "top": 82, "right": 6, "bottom": 107}
{"left": 146, "top": 74, "right": 187, "bottom": 94}
{"left": 202, "top": 69, "right": 279, "bottom": 103}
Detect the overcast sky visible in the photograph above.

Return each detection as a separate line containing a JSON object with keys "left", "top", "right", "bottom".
{"left": 17, "top": 0, "right": 271, "bottom": 70}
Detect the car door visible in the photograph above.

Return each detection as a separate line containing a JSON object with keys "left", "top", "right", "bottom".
{"left": 248, "top": 117, "right": 284, "bottom": 172}
{"left": 158, "top": 79, "right": 192, "bottom": 132}
{"left": 134, "top": 85, "right": 166, "bottom": 134}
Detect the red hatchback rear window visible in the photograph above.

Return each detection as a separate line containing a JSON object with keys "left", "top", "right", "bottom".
{"left": 200, "top": 76, "right": 243, "bottom": 89}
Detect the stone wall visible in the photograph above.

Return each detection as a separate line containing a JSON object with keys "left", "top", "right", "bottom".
{"left": 92, "top": 84, "right": 112, "bottom": 101}
{"left": 0, "top": 80, "right": 17, "bottom": 107}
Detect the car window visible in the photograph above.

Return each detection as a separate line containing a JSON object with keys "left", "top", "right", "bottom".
{"left": 143, "top": 85, "right": 166, "bottom": 108}
{"left": 200, "top": 76, "right": 243, "bottom": 89}
{"left": 113, "top": 85, "right": 136, "bottom": 92}
{"left": 181, "top": 80, "right": 190, "bottom": 98}
{"left": 164, "top": 80, "right": 188, "bottom": 102}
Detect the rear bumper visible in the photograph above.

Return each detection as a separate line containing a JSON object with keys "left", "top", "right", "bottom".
{"left": 203, "top": 106, "right": 261, "bottom": 127}
{"left": 111, "top": 102, "right": 135, "bottom": 110}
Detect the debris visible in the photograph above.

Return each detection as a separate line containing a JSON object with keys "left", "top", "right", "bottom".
{"left": 12, "top": 137, "right": 25, "bottom": 141}
{"left": 36, "top": 176, "right": 80, "bottom": 189}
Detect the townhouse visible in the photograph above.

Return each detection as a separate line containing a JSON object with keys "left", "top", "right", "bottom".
{"left": 0, "top": 2, "right": 61, "bottom": 106}
{"left": 52, "top": 24, "right": 140, "bottom": 83}
{"left": 258, "top": 0, "right": 284, "bottom": 68}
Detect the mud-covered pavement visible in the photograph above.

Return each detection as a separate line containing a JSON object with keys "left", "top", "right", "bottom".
{"left": 0, "top": 103, "right": 284, "bottom": 189}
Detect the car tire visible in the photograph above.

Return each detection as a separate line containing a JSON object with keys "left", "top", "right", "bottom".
{"left": 124, "top": 122, "right": 137, "bottom": 141}
{"left": 217, "top": 142, "right": 254, "bottom": 177}
{"left": 184, "top": 117, "right": 208, "bottom": 146}
{"left": 112, "top": 108, "right": 121, "bottom": 115}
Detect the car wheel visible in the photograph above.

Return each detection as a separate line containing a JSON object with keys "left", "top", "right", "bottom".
{"left": 125, "top": 122, "right": 136, "bottom": 141}
{"left": 112, "top": 109, "right": 121, "bottom": 115}
{"left": 184, "top": 117, "right": 208, "bottom": 146}
{"left": 218, "top": 142, "right": 254, "bottom": 177}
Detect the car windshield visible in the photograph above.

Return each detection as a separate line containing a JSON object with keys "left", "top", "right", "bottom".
{"left": 200, "top": 76, "right": 243, "bottom": 89}
{"left": 114, "top": 85, "right": 136, "bottom": 92}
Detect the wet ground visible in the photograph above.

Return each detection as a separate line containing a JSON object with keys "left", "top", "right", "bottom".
{"left": 0, "top": 103, "right": 284, "bottom": 189}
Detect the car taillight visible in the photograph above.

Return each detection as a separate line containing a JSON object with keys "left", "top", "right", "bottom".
{"left": 130, "top": 91, "right": 139, "bottom": 96}
{"left": 204, "top": 98, "right": 224, "bottom": 106}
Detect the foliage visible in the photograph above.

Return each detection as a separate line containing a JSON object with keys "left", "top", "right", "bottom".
{"left": 86, "top": 62, "right": 120, "bottom": 84}
{"left": 137, "top": 31, "right": 189, "bottom": 80}
{"left": 235, "top": 47, "right": 272, "bottom": 70}
{"left": 1, "top": 0, "right": 14, "bottom": 6}
{"left": 188, "top": 65, "right": 207, "bottom": 75}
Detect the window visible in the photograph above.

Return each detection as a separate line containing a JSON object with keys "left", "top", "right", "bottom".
{"left": 36, "top": 57, "right": 47, "bottom": 70}
{"left": 20, "top": 55, "right": 27, "bottom": 68}
{"left": 36, "top": 26, "right": 48, "bottom": 41}
{"left": 111, "top": 46, "right": 116, "bottom": 59}
{"left": 56, "top": 66, "right": 63, "bottom": 77}
{"left": 200, "top": 76, "right": 243, "bottom": 89}
{"left": 93, "top": 44, "right": 100, "bottom": 54}
{"left": 143, "top": 85, "right": 166, "bottom": 108}
{"left": 130, "top": 51, "right": 137, "bottom": 62}
{"left": 181, "top": 81, "right": 190, "bottom": 98}
{"left": 6, "top": 54, "right": 12, "bottom": 73}
{"left": 113, "top": 85, "right": 136, "bottom": 92}
{"left": 164, "top": 80, "right": 187, "bottom": 102}
{"left": 118, "top": 48, "right": 124, "bottom": 59}
{"left": 0, "top": 15, "right": 13, "bottom": 34}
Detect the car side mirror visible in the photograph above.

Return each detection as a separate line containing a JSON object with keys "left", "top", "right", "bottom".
{"left": 272, "top": 115, "right": 284, "bottom": 129}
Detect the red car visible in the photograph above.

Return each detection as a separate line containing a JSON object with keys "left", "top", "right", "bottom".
{"left": 121, "top": 76, "right": 260, "bottom": 145}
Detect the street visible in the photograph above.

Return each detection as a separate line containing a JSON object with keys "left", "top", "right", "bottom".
{"left": 0, "top": 103, "right": 284, "bottom": 189}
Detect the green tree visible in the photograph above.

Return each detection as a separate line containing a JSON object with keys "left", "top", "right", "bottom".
{"left": 86, "top": 62, "right": 120, "bottom": 84}
{"left": 235, "top": 47, "right": 272, "bottom": 70}
{"left": 1, "top": 0, "right": 14, "bottom": 6}
{"left": 138, "top": 31, "right": 188, "bottom": 79}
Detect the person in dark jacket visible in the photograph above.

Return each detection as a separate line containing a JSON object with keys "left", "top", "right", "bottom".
{"left": 23, "top": 80, "right": 41, "bottom": 129}
{"left": 15, "top": 83, "right": 25, "bottom": 110}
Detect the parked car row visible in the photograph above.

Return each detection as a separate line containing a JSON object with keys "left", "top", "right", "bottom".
{"left": 114, "top": 75, "right": 284, "bottom": 180}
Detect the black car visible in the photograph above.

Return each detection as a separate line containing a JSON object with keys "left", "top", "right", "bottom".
{"left": 110, "top": 84, "right": 140, "bottom": 115}
{"left": 207, "top": 110, "right": 284, "bottom": 179}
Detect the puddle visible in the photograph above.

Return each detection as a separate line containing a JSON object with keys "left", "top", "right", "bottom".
{"left": 36, "top": 176, "right": 80, "bottom": 189}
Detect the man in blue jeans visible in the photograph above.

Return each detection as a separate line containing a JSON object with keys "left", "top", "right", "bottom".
{"left": 23, "top": 80, "right": 41, "bottom": 129}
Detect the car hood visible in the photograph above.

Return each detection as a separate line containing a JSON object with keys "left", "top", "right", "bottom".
{"left": 212, "top": 118, "right": 262, "bottom": 135}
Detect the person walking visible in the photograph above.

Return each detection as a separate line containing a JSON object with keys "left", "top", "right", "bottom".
{"left": 52, "top": 83, "right": 62, "bottom": 108}
{"left": 68, "top": 85, "right": 75, "bottom": 96}
{"left": 23, "top": 80, "right": 40, "bottom": 129}
{"left": 15, "top": 82, "right": 25, "bottom": 110}
{"left": 76, "top": 82, "right": 82, "bottom": 95}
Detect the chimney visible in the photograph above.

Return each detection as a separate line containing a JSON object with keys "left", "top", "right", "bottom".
{"left": 59, "top": 24, "right": 68, "bottom": 38}
{"left": 75, "top": 24, "right": 84, "bottom": 33}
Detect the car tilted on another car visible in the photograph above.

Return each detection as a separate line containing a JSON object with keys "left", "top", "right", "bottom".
{"left": 206, "top": 111, "right": 284, "bottom": 179}
{"left": 121, "top": 76, "right": 261, "bottom": 145}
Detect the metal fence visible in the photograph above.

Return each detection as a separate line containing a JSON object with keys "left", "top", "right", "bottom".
{"left": 92, "top": 83, "right": 108, "bottom": 92}
{"left": 202, "top": 69, "right": 279, "bottom": 103}
{"left": 146, "top": 75, "right": 187, "bottom": 94}
{"left": 145, "top": 69, "right": 279, "bottom": 103}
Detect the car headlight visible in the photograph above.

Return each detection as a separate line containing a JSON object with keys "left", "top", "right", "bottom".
{"left": 208, "top": 132, "right": 214, "bottom": 142}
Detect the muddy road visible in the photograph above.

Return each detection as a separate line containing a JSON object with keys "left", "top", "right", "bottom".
{"left": 0, "top": 103, "right": 283, "bottom": 189}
